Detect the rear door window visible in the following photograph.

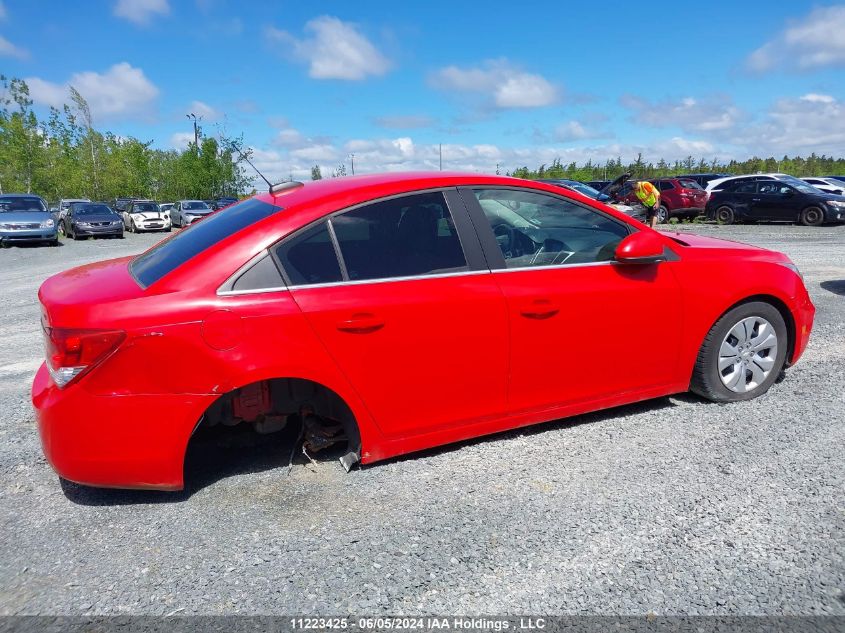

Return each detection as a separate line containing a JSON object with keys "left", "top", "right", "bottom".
{"left": 678, "top": 179, "right": 703, "bottom": 190}
{"left": 330, "top": 191, "right": 468, "bottom": 282}
{"left": 131, "top": 198, "right": 281, "bottom": 288}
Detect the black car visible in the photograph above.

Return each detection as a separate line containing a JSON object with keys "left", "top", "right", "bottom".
{"left": 585, "top": 180, "right": 611, "bottom": 190}
{"left": 112, "top": 197, "right": 139, "bottom": 213}
{"left": 674, "top": 173, "right": 729, "bottom": 188}
{"left": 706, "top": 180, "right": 845, "bottom": 226}
{"left": 61, "top": 202, "right": 125, "bottom": 239}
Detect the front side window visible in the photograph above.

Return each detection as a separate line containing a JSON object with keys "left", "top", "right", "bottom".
{"left": 330, "top": 191, "right": 467, "bottom": 282}
{"left": 759, "top": 183, "right": 793, "bottom": 195}
{"left": 473, "top": 189, "right": 629, "bottom": 268}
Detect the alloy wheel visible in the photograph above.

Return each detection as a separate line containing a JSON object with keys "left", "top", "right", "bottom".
{"left": 718, "top": 316, "right": 778, "bottom": 393}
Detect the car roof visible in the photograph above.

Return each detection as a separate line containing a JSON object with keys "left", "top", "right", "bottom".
{"left": 0, "top": 193, "right": 47, "bottom": 198}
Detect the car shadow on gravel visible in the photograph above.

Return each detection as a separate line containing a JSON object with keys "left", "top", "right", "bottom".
{"left": 59, "top": 421, "right": 345, "bottom": 505}
{"left": 60, "top": 394, "right": 705, "bottom": 505}
{"left": 820, "top": 280, "right": 845, "bottom": 296}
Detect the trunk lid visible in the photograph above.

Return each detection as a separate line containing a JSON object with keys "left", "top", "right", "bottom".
{"left": 39, "top": 257, "right": 144, "bottom": 327}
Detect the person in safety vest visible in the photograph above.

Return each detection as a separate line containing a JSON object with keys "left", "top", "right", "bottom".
{"left": 633, "top": 180, "right": 661, "bottom": 228}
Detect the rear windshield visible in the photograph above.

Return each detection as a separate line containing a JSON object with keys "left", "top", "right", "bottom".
{"left": 130, "top": 198, "right": 282, "bottom": 288}
{"left": 678, "top": 179, "right": 704, "bottom": 190}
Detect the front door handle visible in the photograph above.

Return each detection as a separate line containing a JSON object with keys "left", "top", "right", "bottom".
{"left": 520, "top": 299, "right": 559, "bottom": 320}
{"left": 336, "top": 313, "right": 385, "bottom": 334}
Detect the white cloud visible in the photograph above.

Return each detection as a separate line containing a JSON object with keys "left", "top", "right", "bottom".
{"left": 374, "top": 115, "right": 434, "bottom": 129}
{"left": 553, "top": 120, "right": 612, "bottom": 143}
{"left": 746, "top": 6, "right": 845, "bottom": 72}
{"left": 113, "top": 0, "right": 170, "bottom": 26}
{"left": 290, "top": 144, "right": 339, "bottom": 162}
{"left": 736, "top": 94, "right": 845, "bottom": 155}
{"left": 169, "top": 131, "right": 195, "bottom": 149}
{"left": 26, "top": 62, "right": 159, "bottom": 121}
{"left": 621, "top": 94, "right": 745, "bottom": 134}
{"left": 188, "top": 100, "right": 218, "bottom": 121}
{"left": 430, "top": 59, "right": 559, "bottom": 109}
{"left": 265, "top": 16, "right": 390, "bottom": 80}
{"left": 0, "top": 35, "right": 28, "bottom": 59}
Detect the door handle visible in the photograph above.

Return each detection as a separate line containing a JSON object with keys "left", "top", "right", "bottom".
{"left": 520, "top": 299, "right": 559, "bottom": 320}
{"left": 336, "top": 313, "right": 384, "bottom": 334}
{"left": 752, "top": 198, "right": 761, "bottom": 202}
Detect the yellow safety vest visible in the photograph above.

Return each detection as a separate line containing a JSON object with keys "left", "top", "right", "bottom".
{"left": 635, "top": 182, "right": 659, "bottom": 207}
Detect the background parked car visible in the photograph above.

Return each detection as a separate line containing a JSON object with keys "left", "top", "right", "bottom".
{"left": 112, "top": 197, "right": 139, "bottom": 214}
{"left": 0, "top": 194, "right": 58, "bottom": 247}
{"left": 56, "top": 198, "right": 91, "bottom": 222}
{"left": 60, "top": 202, "right": 124, "bottom": 239}
{"left": 706, "top": 179, "right": 845, "bottom": 225}
{"left": 171, "top": 200, "right": 213, "bottom": 227}
{"left": 122, "top": 199, "right": 171, "bottom": 233}
{"left": 159, "top": 202, "right": 175, "bottom": 215}
{"left": 705, "top": 173, "right": 805, "bottom": 196}
{"left": 603, "top": 176, "right": 707, "bottom": 223}
{"left": 825, "top": 175, "right": 845, "bottom": 184}
{"left": 801, "top": 177, "right": 845, "bottom": 195}
{"left": 674, "top": 173, "right": 729, "bottom": 188}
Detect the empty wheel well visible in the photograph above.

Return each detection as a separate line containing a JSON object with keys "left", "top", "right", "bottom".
{"left": 186, "top": 377, "right": 362, "bottom": 476}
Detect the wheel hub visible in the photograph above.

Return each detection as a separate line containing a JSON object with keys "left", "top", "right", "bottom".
{"left": 718, "top": 316, "right": 779, "bottom": 393}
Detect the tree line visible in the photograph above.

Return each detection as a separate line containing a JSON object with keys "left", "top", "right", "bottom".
{"left": 0, "top": 76, "right": 252, "bottom": 202}
{"left": 510, "top": 153, "right": 845, "bottom": 182}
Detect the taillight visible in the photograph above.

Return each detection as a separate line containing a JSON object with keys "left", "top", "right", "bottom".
{"left": 42, "top": 326, "right": 126, "bottom": 388}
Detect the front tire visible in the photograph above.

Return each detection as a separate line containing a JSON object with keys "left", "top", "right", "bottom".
{"left": 691, "top": 301, "right": 788, "bottom": 402}
{"left": 715, "top": 206, "right": 735, "bottom": 225}
{"left": 657, "top": 205, "right": 670, "bottom": 224}
{"left": 799, "top": 206, "right": 824, "bottom": 227}
{"left": 58, "top": 221, "right": 67, "bottom": 237}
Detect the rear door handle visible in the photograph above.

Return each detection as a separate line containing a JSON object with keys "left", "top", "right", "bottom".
{"left": 520, "top": 299, "right": 559, "bottom": 320}
{"left": 336, "top": 313, "right": 385, "bottom": 334}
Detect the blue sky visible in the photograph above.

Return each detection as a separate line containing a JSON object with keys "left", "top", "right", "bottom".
{"left": 1, "top": 0, "right": 844, "bottom": 180}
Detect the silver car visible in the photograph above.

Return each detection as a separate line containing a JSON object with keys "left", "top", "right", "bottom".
{"left": 171, "top": 200, "right": 213, "bottom": 227}
{"left": 0, "top": 194, "right": 58, "bottom": 247}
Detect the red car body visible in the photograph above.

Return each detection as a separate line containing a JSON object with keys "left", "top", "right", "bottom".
{"left": 32, "top": 173, "right": 815, "bottom": 490}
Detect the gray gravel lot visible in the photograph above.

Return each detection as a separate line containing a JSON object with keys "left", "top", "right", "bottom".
{"left": 0, "top": 224, "right": 843, "bottom": 615}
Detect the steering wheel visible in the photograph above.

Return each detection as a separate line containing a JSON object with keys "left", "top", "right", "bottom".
{"left": 492, "top": 224, "right": 518, "bottom": 257}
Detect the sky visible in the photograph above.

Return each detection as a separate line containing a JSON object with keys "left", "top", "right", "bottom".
{"left": 1, "top": 0, "right": 845, "bottom": 182}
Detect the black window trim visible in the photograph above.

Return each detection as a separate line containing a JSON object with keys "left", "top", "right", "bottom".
{"left": 267, "top": 187, "right": 489, "bottom": 291}
{"left": 217, "top": 249, "right": 288, "bottom": 296}
{"left": 457, "top": 185, "right": 635, "bottom": 272}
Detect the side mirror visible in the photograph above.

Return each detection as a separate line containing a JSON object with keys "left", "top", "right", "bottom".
{"left": 615, "top": 231, "right": 667, "bottom": 264}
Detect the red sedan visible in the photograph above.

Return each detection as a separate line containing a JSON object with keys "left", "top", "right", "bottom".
{"left": 32, "top": 173, "right": 815, "bottom": 490}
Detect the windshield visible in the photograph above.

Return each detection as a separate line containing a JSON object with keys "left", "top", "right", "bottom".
{"left": 567, "top": 183, "right": 602, "bottom": 199}
{"left": 184, "top": 201, "right": 210, "bottom": 211}
{"left": 794, "top": 183, "right": 822, "bottom": 194}
{"left": 134, "top": 203, "right": 158, "bottom": 212}
{"left": 0, "top": 197, "right": 47, "bottom": 212}
{"left": 75, "top": 204, "right": 114, "bottom": 216}
{"left": 131, "top": 198, "right": 282, "bottom": 288}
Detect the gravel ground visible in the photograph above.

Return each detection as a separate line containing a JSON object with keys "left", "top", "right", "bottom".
{"left": 0, "top": 224, "right": 843, "bottom": 616}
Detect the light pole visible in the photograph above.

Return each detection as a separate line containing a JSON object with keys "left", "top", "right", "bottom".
{"left": 348, "top": 153, "right": 355, "bottom": 175}
{"left": 186, "top": 113, "right": 202, "bottom": 153}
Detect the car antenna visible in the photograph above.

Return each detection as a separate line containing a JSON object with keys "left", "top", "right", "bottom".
{"left": 228, "top": 141, "right": 299, "bottom": 194}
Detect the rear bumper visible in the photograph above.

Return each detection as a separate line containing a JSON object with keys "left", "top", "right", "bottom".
{"left": 32, "top": 363, "right": 216, "bottom": 490}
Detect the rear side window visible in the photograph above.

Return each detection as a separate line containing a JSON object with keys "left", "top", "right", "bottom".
{"left": 657, "top": 181, "right": 675, "bottom": 191}
{"left": 275, "top": 222, "right": 343, "bottom": 286}
{"left": 734, "top": 182, "right": 758, "bottom": 193}
{"left": 330, "top": 192, "right": 468, "bottom": 281}
{"left": 131, "top": 198, "right": 281, "bottom": 288}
